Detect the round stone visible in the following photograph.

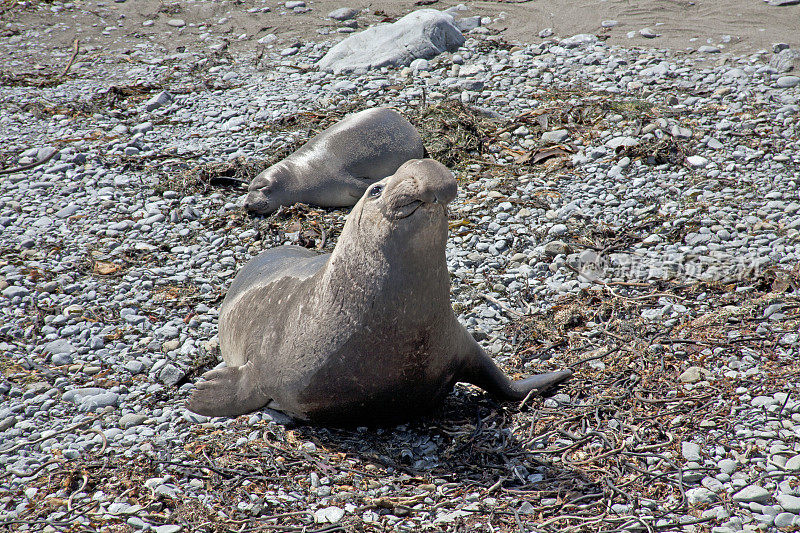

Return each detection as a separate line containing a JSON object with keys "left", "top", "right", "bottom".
{"left": 119, "top": 414, "right": 147, "bottom": 429}
{"left": 314, "top": 506, "right": 345, "bottom": 523}
{"left": 682, "top": 441, "right": 703, "bottom": 462}
{"left": 777, "top": 76, "right": 800, "bottom": 88}
{"left": 774, "top": 513, "right": 796, "bottom": 528}
{"left": 328, "top": 7, "right": 358, "bottom": 21}
{"left": 732, "top": 485, "right": 771, "bottom": 504}
{"left": 687, "top": 487, "right": 716, "bottom": 504}
{"left": 718, "top": 459, "right": 738, "bottom": 474}
{"left": 777, "top": 494, "right": 800, "bottom": 513}
{"left": 784, "top": 455, "right": 800, "bottom": 471}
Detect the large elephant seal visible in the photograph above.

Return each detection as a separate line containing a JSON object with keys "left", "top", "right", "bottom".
{"left": 190, "top": 159, "right": 572, "bottom": 425}
{"left": 244, "top": 107, "right": 425, "bottom": 215}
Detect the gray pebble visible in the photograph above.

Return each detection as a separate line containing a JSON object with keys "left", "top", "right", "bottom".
{"left": 79, "top": 392, "right": 120, "bottom": 412}
{"left": 686, "top": 487, "right": 716, "bottom": 504}
{"left": 127, "top": 516, "right": 149, "bottom": 529}
{"left": 55, "top": 205, "right": 80, "bottom": 218}
{"left": 328, "top": 7, "right": 358, "bottom": 21}
{"left": 732, "top": 485, "right": 771, "bottom": 504}
{"left": 682, "top": 441, "right": 702, "bottom": 462}
{"left": 109, "top": 502, "right": 142, "bottom": 515}
{"left": 541, "top": 129, "right": 569, "bottom": 144}
{"left": 159, "top": 363, "right": 185, "bottom": 386}
{"left": 314, "top": 506, "right": 345, "bottom": 523}
{"left": 153, "top": 525, "right": 182, "bottom": 533}
{"left": 639, "top": 28, "right": 659, "bottom": 38}
{"left": 777, "top": 75, "right": 800, "bottom": 88}
{"left": 119, "top": 414, "right": 147, "bottom": 429}
{"left": 718, "top": 458, "right": 738, "bottom": 474}
{"left": 124, "top": 361, "right": 145, "bottom": 375}
{"left": 778, "top": 494, "right": 800, "bottom": 513}
{"left": 145, "top": 91, "right": 174, "bottom": 112}
{"left": 2, "top": 286, "right": 29, "bottom": 299}
{"left": 774, "top": 513, "right": 796, "bottom": 528}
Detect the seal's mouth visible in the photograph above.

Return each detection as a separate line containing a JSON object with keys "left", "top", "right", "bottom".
{"left": 394, "top": 200, "right": 424, "bottom": 219}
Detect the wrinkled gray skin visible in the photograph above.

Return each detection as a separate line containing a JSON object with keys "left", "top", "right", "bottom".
{"left": 189, "top": 159, "right": 572, "bottom": 425}
{"left": 244, "top": 107, "right": 424, "bottom": 215}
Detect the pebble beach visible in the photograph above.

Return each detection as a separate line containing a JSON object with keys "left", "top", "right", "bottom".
{"left": 1, "top": 1, "right": 800, "bottom": 532}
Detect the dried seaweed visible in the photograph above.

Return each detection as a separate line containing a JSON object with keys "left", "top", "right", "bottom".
{"left": 409, "top": 100, "right": 499, "bottom": 169}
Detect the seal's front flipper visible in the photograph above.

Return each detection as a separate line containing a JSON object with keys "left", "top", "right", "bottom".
{"left": 506, "top": 369, "right": 574, "bottom": 399}
{"left": 187, "top": 362, "right": 269, "bottom": 417}
{"left": 458, "top": 336, "right": 573, "bottom": 401}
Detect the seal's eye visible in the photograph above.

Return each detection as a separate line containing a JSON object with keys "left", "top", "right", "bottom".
{"left": 368, "top": 185, "right": 383, "bottom": 198}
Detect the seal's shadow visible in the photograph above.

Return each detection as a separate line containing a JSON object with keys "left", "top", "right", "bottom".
{"left": 290, "top": 387, "right": 578, "bottom": 491}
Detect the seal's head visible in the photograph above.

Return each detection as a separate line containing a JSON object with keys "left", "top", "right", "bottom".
{"left": 243, "top": 164, "right": 296, "bottom": 215}
{"left": 344, "top": 158, "right": 457, "bottom": 257}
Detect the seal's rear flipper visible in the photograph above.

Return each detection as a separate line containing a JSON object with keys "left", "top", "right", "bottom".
{"left": 458, "top": 338, "right": 573, "bottom": 401}
{"left": 187, "top": 362, "right": 270, "bottom": 417}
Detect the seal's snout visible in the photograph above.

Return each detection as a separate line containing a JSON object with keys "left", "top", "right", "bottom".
{"left": 243, "top": 194, "right": 255, "bottom": 211}
{"left": 420, "top": 171, "right": 457, "bottom": 206}
{"left": 244, "top": 190, "right": 273, "bottom": 215}
{"left": 244, "top": 173, "right": 278, "bottom": 214}
{"left": 400, "top": 159, "right": 457, "bottom": 206}
{"left": 377, "top": 159, "right": 457, "bottom": 220}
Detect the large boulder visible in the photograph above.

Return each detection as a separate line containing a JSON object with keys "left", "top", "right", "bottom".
{"left": 318, "top": 9, "right": 464, "bottom": 74}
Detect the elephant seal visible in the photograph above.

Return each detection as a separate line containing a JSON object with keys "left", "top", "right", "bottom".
{"left": 189, "top": 159, "right": 572, "bottom": 425}
{"left": 244, "top": 107, "right": 425, "bottom": 215}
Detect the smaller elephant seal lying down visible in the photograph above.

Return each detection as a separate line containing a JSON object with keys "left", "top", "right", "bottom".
{"left": 244, "top": 107, "right": 425, "bottom": 215}
{"left": 190, "top": 159, "right": 572, "bottom": 425}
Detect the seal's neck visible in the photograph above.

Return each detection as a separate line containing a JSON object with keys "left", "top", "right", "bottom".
{"left": 318, "top": 221, "right": 451, "bottom": 322}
